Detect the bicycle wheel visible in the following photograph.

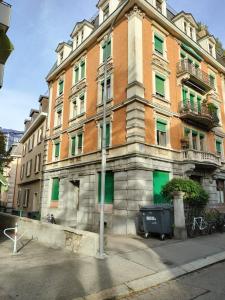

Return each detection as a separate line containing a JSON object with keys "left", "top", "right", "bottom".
{"left": 187, "top": 225, "right": 196, "bottom": 238}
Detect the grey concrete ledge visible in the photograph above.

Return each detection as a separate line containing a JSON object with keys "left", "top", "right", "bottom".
{"left": 73, "top": 251, "right": 225, "bottom": 300}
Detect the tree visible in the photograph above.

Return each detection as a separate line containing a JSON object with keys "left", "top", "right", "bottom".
{"left": 0, "top": 129, "right": 11, "bottom": 172}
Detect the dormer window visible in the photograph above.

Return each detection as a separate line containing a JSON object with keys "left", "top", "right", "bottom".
{"left": 156, "top": 0, "right": 162, "bottom": 13}
{"left": 103, "top": 4, "right": 109, "bottom": 21}
{"left": 81, "top": 30, "right": 84, "bottom": 42}
{"left": 190, "top": 27, "right": 193, "bottom": 39}
{"left": 184, "top": 22, "right": 187, "bottom": 34}
{"left": 60, "top": 51, "right": 64, "bottom": 63}
{"left": 209, "top": 43, "right": 213, "bottom": 56}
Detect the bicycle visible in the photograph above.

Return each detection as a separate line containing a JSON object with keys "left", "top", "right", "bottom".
{"left": 187, "top": 216, "right": 209, "bottom": 237}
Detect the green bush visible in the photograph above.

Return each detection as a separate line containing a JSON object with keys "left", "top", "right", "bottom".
{"left": 162, "top": 178, "right": 209, "bottom": 207}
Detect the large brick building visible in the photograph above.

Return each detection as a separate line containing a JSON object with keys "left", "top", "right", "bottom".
{"left": 42, "top": 0, "right": 225, "bottom": 234}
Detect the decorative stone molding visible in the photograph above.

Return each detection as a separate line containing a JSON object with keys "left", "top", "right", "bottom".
{"left": 152, "top": 54, "right": 170, "bottom": 75}
{"left": 97, "top": 58, "right": 114, "bottom": 78}
{"left": 70, "top": 79, "right": 87, "bottom": 97}
{"left": 126, "top": 5, "right": 145, "bottom": 20}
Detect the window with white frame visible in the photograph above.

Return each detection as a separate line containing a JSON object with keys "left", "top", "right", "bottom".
{"left": 26, "top": 159, "right": 32, "bottom": 177}
{"left": 58, "top": 78, "right": 64, "bottom": 96}
{"left": 53, "top": 141, "right": 60, "bottom": 160}
{"left": 35, "top": 153, "right": 41, "bottom": 173}
{"left": 99, "top": 122, "right": 111, "bottom": 149}
{"left": 101, "top": 38, "right": 111, "bottom": 63}
{"left": 216, "top": 138, "right": 223, "bottom": 157}
{"left": 73, "top": 59, "right": 86, "bottom": 85}
{"left": 20, "top": 164, "right": 25, "bottom": 180}
{"left": 184, "top": 128, "right": 206, "bottom": 151}
{"left": 103, "top": 3, "right": 109, "bottom": 20}
{"left": 101, "top": 77, "right": 112, "bottom": 103}
{"left": 38, "top": 127, "right": 43, "bottom": 143}
{"left": 28, "top": 135, "right": 34, "bottom": 152}
{"left": 55, "top": 108, "right": 62, "bottom": 127}
{"left": 60, "top": 51, "right": 64, "bottom": 63}
{"left": 70, "top": 132, "right": 83, "bottom": 156}
{"left": 156, "top": 119, "right": 167, "bottom": 147}
{"left": 23, "top": 189, "right": 30, "bottom": 208}
{"left": 156, "top": 0, "right": 162, "bottom": 12}
{"left": 70, "top": 92, "right": 86, "bottom": 118}
{"left": 71, "top": 98, "right": 78, "bottom": 119}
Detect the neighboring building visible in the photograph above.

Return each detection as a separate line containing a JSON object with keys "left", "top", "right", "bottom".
{"left": 0, "top": 172, "right": 8, "bottom": 211}
{"left": 3, "top": 143, "right": 22, "bottom": 213}
{"left": 1, "top": 128, "right": 24, "bottom": 151}
{"left": 42, "top": 0, "right": 225, "bottom": 234}
{"left": 0, "top": 0, "right": 14, "bottom": 88}
{"left": 16, "top": 96, "right": 48, "bottom": 218}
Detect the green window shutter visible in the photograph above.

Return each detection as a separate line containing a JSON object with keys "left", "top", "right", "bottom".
{"left": 80, "top": 61, "right": 85, "bottom": 79}
{"left": 182, "top": 88, "right": 188, "bottom": 105}
{"left": 55, "top": 143, "right": 60, "bottom": 157}
{"left": 197, "top": 96, "right": 202, "bottom": 113}
{"left": 190, "top": 93, "right": 195, "bottom": 110}
{"left": 98, "top": 171, "right": 114, "bottom": 204}
{"left": 71, "top": 137, "right": 76, "bottom": 156}
{"left": 106, "top": 123, "right": 110, "bottom": 147}
{"left": 75, "top": 67, "right": 79, "bottom": 83}
{"left": 157, "top": 120, "right": 167, "bottom": 132}
{"left": 102, "top": 44, "right": 107, "bottom": 62}
{"left": 59, "top": 80, "right": 64, "bottom": 95}
{"left": 184, "top": 128, "right": 190, "bottom": 136}
{"left": 155, "top": 75, "right": 165, "bottom": 97}
{"left": 154, "top": 35, "right": 164, "bottom": 54}
{"left": 51, "top": 178, "right": 59, "bottom": 201}
{"left": 78, "top": 134, "right": 83, "bottom": 148}
{"left": 107, "top": 40, "right": 111, "bottom": 59}
{"left": 216, "top": 140, "right": 222, "bottom": 153}
{"left": 192, "top": 130, "right": 198, "bottom": 136}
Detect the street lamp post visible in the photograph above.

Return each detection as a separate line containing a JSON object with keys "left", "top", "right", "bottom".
{"left": 99, "top": 0, "right": 129, "bottom": 259}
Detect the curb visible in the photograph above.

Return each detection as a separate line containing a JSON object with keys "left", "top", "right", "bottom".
{"left": 73, "top": 251, "right": 225, "bottom": 300}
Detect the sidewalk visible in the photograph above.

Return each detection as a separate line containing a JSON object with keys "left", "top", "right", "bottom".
{"left": 0, "top": 233, "right": 225, "bottom": 300}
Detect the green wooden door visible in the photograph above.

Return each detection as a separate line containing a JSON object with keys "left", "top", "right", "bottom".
{"left": 153, "top": 171, "right": 170, "bottom": 204}
{"left": 98, "top": 171, "right": 114, "bottom": 204}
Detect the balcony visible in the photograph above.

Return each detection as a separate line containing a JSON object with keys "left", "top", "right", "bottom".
{"left": 182, "top": 150, "right": 221, "bottom": 168}
{"left": 179, "top": 100, "right": 219, "bottom": 131}
{"left": 0, "top": 1, "right": 11, "bottom": 31}
{"left": 177, "top": 59, "right": 214, "bottom": 93}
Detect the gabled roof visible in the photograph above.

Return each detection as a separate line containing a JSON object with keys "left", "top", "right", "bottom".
{"left": 198, "top": 34, "right": 217, "bottom": 45}
{"left": 55, "top": 41, "right": 72, "bottom": 53}
{"left": 70, "top": 19, "right": 94, "bottom": 38}
{"left": 172, "top": 11, "right": 198, "bottom": 28}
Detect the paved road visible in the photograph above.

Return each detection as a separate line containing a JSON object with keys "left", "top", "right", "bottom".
{"left": 123, "top": 261, "right": 225, "bottom": 300}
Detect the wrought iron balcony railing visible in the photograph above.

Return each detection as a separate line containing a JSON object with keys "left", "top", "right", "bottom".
{"left": 177, "top": 59, "right": 215, "bottom": 92}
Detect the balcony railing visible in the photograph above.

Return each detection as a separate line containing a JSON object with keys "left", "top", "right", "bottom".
{"left": 0, "top": 1, "right": 11, "bottom": 30}
{"left": 180, "top": 100, "right": 219, "bottom": 130}
{"left": 182, "top": 149, "right": 221, "bottom": 167}
{"left": 177, "top": 59, "right": 214, "bottom": 92}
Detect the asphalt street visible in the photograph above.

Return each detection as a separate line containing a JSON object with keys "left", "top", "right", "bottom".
{"left": 123, "top": 261, "right": 225, "bottom": 300}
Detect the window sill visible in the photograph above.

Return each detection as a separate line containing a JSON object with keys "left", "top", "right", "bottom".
{"left": 97, "top": 98, "right": 113, "bottom": 107}
{"left": 53, "top": 125, "right": 62, "bottom": 131}
{"left": 153, "top": 94, "right": 170, "bottom": 103}
{"left": 69, "top": 112, "right": 85, "bottom": 123}
{"left": 152, "top": 51, "right": 169, "bottom": 64}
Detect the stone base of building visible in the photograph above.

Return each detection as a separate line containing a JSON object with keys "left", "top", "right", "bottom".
{"left": 41, "top": 153, "right": 225, "bottom": 235}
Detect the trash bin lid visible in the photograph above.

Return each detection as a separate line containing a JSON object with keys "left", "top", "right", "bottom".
{"left": 140, "top": 204, "right": 173, "bottom": 211}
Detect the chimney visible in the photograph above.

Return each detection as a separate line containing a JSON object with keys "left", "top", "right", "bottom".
{"left": 24, "top": 119, "right": 31, "bottom": 131}
{"left": 39, "top": 95, "right": 49, "bottom": 113}
{"left": 29, "top": 109, "right": 39, "bottom": 122}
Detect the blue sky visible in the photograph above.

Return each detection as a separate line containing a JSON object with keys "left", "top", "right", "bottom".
{"left": 0, "top": 0, "right": 224, "bottom": 131}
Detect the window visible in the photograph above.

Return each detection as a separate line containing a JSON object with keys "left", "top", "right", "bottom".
{"left": 192, "top": 131, "right": 198, "bottom": 150}
{"left": 20, "top": 164, "right": 24, "bottom": 180}
{"left": 58, "top": 79, "right": 64, "bottom": 95}
{"left": 209, "top": 44, "right": 213, "bottom": 56}
{"left": 79, "top": 94, "right": 85, "bottom": 114}
{"left": 197, "top": 96, "right": 202, "bottom": 113}
{"left": 72, "top": 99, "right": 77, "bottom": 119}
{"left": 56, "top": 109, "right": 62, "bottom": 126}
{"left": 154, "top": 34, "right": 164, "bottom": 55}
{"left": 28, "top": 135, "right": 33, "bottom": 152}
{"left": 80, "top": 61, "right": 85, "bottom": 79}
{"left": 100, "top": 123, "right": 110, "bottom": 148}
{"left": 38, "top": 127, "right": 43, "bottom": 143}
{"left": 76, "top": 35, "right": 79, "bottom": 47}
{"left": 156, "top": 119, "right": 167, "bottom": 147}
{"left": 77, "top": 133, "right": 83, "bottom": 155}
{"left": 55, "top": 142, "right": 60, "bottom": 158}
{"left": 103, "top": 4, "right": 109, "bottom": 20}
{"left": 156, "top": 0, "right": 162, "bottom": 12}
{"left": 216, "top": 140, "right": 222, "bottom": 156}
{"left": 74, "top": 67, "right": 79, "bottom": 83}
{"left": 184, "top": 22, "right": 187, "bottom": 34}
{"left": 182, "top": 87, "right": 188, "bottom": 106}
{"left": 26, "top": 160, "right": 32, "bottom": 177}
{"left": 190, "top": 27, "right": 193, "bottom": 39}
{"left": 71, "top": 136, "right": 76, "bottom": 156}
{"left": 101, "top": 77, "right": 111, "bottom": 102}
{"left": 35, "top": 154, "right": 41, "bottom": 173}
{"left": 81, "top": 30, "right": 84, "bottom": 42}
{"left": 60, "top": 51, "right": 64, "bottom": 62}
{"left": 200, "top": 134, "right": 205, "bottom": 151}
{"left": 102, "top": 39, "right": 111, "bottom": 62}
{"left": 23, "top": 189, "right": 30, "bottom": 208}
{"left": 155, "top": 75, "right": 165, "bottom": 98}
{"left": 51, "top": 178, "right": 59, "bottom": 201}
{"left": 98, "top": 171, "right": 114, "bottom": 204}
{"left": 190, "top": 93, "right": 195, "bottom": 111}
{"left": 209, "top": 74, "right": 215, "bottom": 88}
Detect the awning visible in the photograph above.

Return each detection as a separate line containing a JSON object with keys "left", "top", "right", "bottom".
{"left": 181, "top": 43, "right": 202, "bottom": 62}
{"left": 0, "top": 29, "right": 14, "bottom": 64}
{"left": 0, "top": 173, "right": 7, "bottom": 186}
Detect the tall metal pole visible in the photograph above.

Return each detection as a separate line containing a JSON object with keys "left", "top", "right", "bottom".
{"left": 99, "top": 0, "right": 129, "bottom": 259}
